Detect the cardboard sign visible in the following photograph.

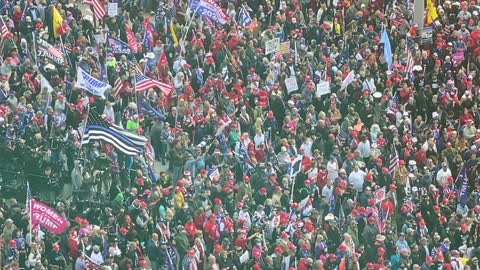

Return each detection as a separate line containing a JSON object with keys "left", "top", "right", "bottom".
{"left": 316, "top": 81, "right": 330, "bottom": 97}
{"left": 285, "top": 77, "right": 299, "bottom": 93}
{"left": 265, "top": 38, "right": 280, "bottom": 55}
{"left": 107, "top": 3, "right": 118, "bottom": 17}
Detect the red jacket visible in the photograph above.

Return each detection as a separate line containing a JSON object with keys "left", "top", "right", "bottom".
{"left": 68, "top": 237, "right": 80, "bottom": 261}
{"left": 185, "top": 221, "right": 197, "bottom": 242}
{"left": 204, "top": 221, "right": 219, "bottom": 241}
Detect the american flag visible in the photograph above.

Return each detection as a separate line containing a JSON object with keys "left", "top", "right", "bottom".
{"left": 388, "top": 145, "right": 399, "bottom": 174}
{"left": 377, "top": 203, "right": 388, "bottom": 233}
{"left": 112, "top": 77, "right": 123, "bottom": 98}
{"left": 81, "top": 110, "right": 147, "bottom": 156}
{"left": 135, "top": 73, "right": 173, "bottom": 95}
{"left": 0, "top": 17, "right": 10, "bottom": 54}
{"left": 405, "top": 48, "right": 414, "bottom": 74}
{"left": 338, "top": 125, "right": 348, "bottom": 146}
{"left": 0, "top": 17, "right": 8, "bottom": 38}
{"left": 83, "top": 0, "right": 106, "bottom": 21}
{"left": 276, "top": 41, "right": 291, "bottom": 56}
{"left": 129, "top": 62, "right": 143, "bottom": 75}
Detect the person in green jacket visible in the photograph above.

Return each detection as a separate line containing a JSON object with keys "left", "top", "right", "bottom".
{"left": 126, "top": 114, "right": 140, "bottom": 134}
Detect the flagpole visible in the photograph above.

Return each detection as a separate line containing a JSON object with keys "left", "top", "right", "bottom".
{"left": 104, "top": 32, "right": 108, "bottom": 83}
{"left": 27, "top": 182, "right": 32, "bottom": 244}
{"left": 32, "top": 32, "right": 38, "bottom": 66}
{"left": 180, "top": 6, "right": 200, "bottom": 55}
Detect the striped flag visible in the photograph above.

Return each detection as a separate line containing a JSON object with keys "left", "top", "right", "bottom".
{"left": 0, "top": 17, "right": 8, "bottom": 38}
{"left": 81, "top": 110, "right": 147, "bottom": 156}
{"left": 135, "top": 73, "right": 173, "bottom": 95}
{"left": 0, "top": 16, "right": 10, "bottom": 55}
{"left": 129, "top": 62, "right": 143, "bottom": 74}
{"left": 405, "top": 49, "right": 414, "bottom": 74}
{"left": 83, "top": 0, "right": 106, "bottom": 21}
{"left": 276, "top": 41, "right": 290, "bottom": 56}
{"left": 377, "top": 204, "right": 389, "bottom": 234}
{"left": 112, "top": 76, "right": 123, "bottom": 98}
{"left": 388, "top": 145, "right": 399, "bottom": 174}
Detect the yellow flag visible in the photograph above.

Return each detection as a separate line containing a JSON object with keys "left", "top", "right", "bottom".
{"left": 170, "top": 22, "right": 178, "bottom": 45}
{"left": 426, "top": 0, "right": 438, "bottom": 25}
{"left": 52, "top": 7, "right": 64, "bottom": 38}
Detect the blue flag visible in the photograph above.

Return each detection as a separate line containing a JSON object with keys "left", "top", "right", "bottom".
{"left": 107, "top": 35, "right": 132, "bottom": 55}
{"left": 238, "top": 7, "right": 252, "bottom": 27}
{"left": 136, "top": 94, "right": 164, "bottom": 119}
{"left": 143, "top": 29, "right": 154, "bottom": 52}
{"left": 190, "top": 0, "right": 228, "bottom": 25}
{"left": 380, "top": 30, "right": 392, "bottom": 70}
{"left": 456, "top": 165, "right": 469, "bottom": 207}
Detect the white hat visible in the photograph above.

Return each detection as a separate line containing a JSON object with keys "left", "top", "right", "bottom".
{"left": 324, "top": 213, "right": 335, "bottom": 221}
{"left": 432, "top": 112, "right": 439, "bottom": 118}
{"left": 45, "top": 63, "right": 55, "bottom": 70}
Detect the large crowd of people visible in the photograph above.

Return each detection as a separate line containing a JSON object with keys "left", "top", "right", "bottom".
{"left": 0, "top": 0, "right": 479, "bottom": 269}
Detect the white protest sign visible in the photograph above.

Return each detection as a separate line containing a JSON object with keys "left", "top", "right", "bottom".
{"left": 107, "top": 3, "right": 118, "bottom": 17}
{"left": 316, "top": 81, "right": 330, "bottom": 97}
{"left": 94, "top": 34, "right": 106, "bottom": 44}
{"left": 265, "top": 38, "right": 280, "bottom": 55}
{"left": 285, "top": 77, "right": 299, "bottom": 93}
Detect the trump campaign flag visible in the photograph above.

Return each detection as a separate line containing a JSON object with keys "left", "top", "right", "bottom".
{"left": 75, "top": 67, "right": 111, "bottom": 98}
{"left": 125, "top": 24, "right": 140, "bottom": 53}
{"left": 31, "top": 200, "right": 70, "bottom": 234}
{"left": 107, "top": 35, "right": 132, "bottom": 54}
{"left": 190, "top": 0, "right": 228, "bottom": 25}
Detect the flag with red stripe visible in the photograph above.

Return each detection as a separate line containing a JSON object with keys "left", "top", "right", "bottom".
{"left": 0, "top": 17, "right": 10, "bottom": 54}
{"left": 135, "top": 73, "right": 173, "bottom": 95}
{"left": 405, "top": 48, "right": 414, "bottom": 74}
{"left": 276, "top": 41, "right": 290, "bottom": 56}
{"left": 84, "top": 0, "right": 106, "bottom": 21}
{"left": 112, "top": 77, "right": 123, "bottom": 98}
